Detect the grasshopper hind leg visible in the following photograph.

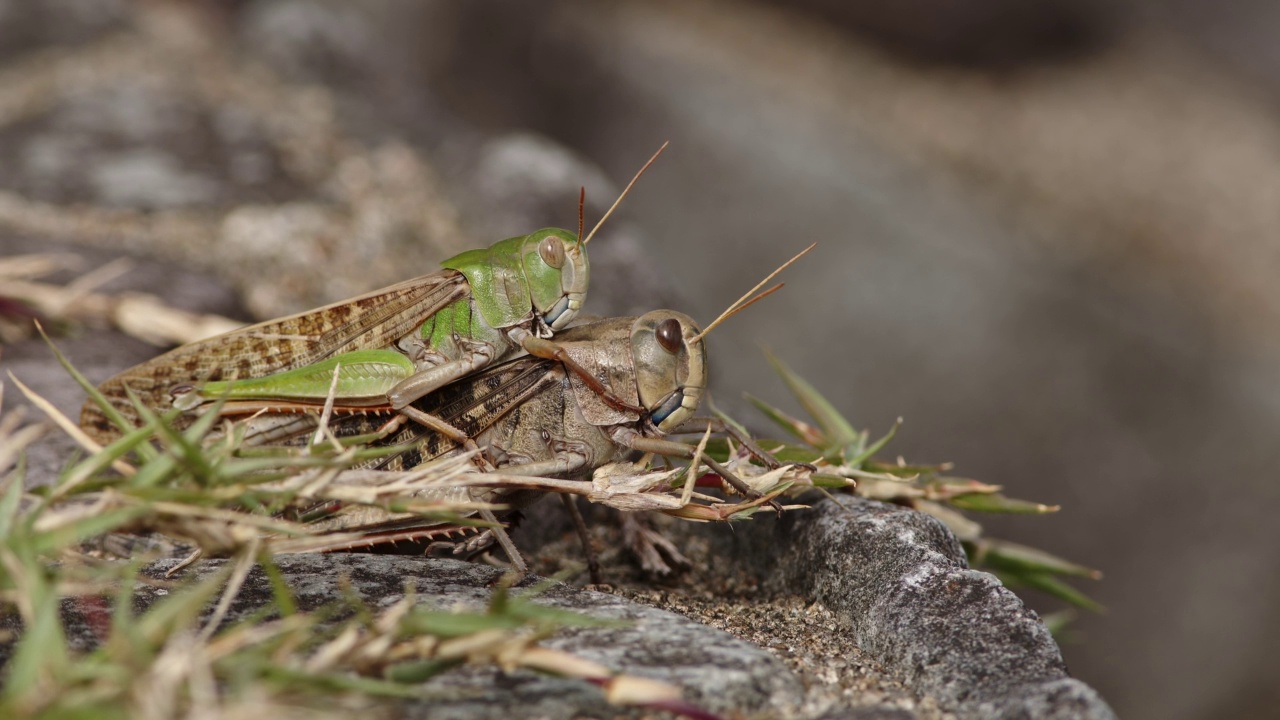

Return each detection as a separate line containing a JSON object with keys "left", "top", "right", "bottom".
{"left": 397, "top": 404, "right": 490, "bottom": 466}
{"left": 417, "top": 510, "right": 529, "bottom": 580}
{"left": 388, "top": 341, "right": 505, "bottom": 468}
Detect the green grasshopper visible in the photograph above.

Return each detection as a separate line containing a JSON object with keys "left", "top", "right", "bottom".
{"left": 80, "top": 147, "right": 667, "bottom": 446}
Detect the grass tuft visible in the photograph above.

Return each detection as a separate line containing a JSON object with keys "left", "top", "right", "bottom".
{"left": 746, "top": 352, "right": 1104, "bottom": 615}
{"left": 0, "top": 352, "right": 714, "bottom": 719}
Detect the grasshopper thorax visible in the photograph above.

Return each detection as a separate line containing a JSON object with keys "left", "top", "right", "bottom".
{"left": 630, "top": 310, "right": 706, "bottom": 433}
{"left": 441, "top": 228, "right": 588, "bottom": 332}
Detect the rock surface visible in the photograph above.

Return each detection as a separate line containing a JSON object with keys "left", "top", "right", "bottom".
{"left": 771, "top": 499, "right": 1111, "bottom": 719}
{"left": 143, "top": 555, "right": 807, "bottom": 720}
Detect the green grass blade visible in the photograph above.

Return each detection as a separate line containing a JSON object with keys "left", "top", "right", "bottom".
{"left": 124, "top": 387, "right": 216, "bottom": 484}
{"left": 975, "top": 538, "right": 1102, "bottom": 579}
{"left": 107, "top": 561, "right": 147, "bottom": 657}
{"left": 1040, "top": 609, "right": 1078, "bottom": 640}
{"left": 706, "top": 401, "right": 750, "bottom": 439}
{"left": 26, "top": 508, "right": 149, "bottom": 556}
{"left": 34, "top": 322, "right": 144, "bottom": 448}
{"left": 123, "top": 445, "right": 180, "bottom": 489}
{"left": 998, "top": 570, "right": 1105, "bottom": 614}
{"left": 0, "top": 467, "right": 24, "bottom": 541}
{"left": 132, "top": 564, "right": 233, "bottom": 646}
{"left": 53, "top": 422, "right": 161, "bottom": 500}
{"left": 744, "top": 393, "right": 824, "bottom": 446}
{"left": 763, "top": 348, "right": 858, "bottom": 453}
{"left": 258, "top": 552, "right": 297, "bottom": 618}
{"left": 846, "top": 418, "right": 902, "bottom": 469}
{"left": 0, "top": 549, "right": 71, "bottom": 708}
{"left": 949, "top": 492, "right": 1060, "bottom": 515}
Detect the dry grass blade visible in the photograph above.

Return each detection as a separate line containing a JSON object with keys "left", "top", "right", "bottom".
{"left": 0, "top": 305, "right": 744, "bottom": 720}
{"left": 3, "top": 276, "right": 242, "bottom": 346}
{"left": 0, "top": 253, "right": 83, "bottom": 280}
{"left": 311, "top": 361, "right": 345, "bottom": 449}
{"left": 7, "top": 371, "right": 136, "bottom": 478}
{"left": 0, "top": 420, "right": 45, "bottom": 482}
{"left": 199, "top": 538, "right": 261, "bottom": 641}
{"left": 681, "top": 424, "right": 713, "bottom": 507}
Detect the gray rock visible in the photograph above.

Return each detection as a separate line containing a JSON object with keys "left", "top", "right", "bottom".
{"left": 0, "top": 0, "right": 127, "bottom": 64}
{"left": 124, "top": 555, "right": 805, "bottom": 719}
{"left": 0, "top": 73, "right": 306, "bottom": 210}
{"left": 760, "top": 498, "right": 1115, "bottom": 720}
{"left": 521, "top": 493, "right": 1116, "bottom": 719}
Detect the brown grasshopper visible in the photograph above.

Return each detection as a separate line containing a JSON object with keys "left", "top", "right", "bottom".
{"left": 279, "top": 245, "right": 816, "bottom": 575}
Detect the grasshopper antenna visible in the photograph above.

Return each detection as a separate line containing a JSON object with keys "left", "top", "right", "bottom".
{"left": 690, "top": 242, "right": 816, "bottom": 344}
{"left": 581, "top": 140, "right": 669, "bottom": 246}
{"left": 576, "top": 186, "right": 586, "bottom": 245}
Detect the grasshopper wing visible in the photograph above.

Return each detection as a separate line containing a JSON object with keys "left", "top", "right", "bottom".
{"left": 82, "top": 271, "right": 469, "bottom": 442}
{"left": 366, "top": 356, "right": 565, "bottom": 472}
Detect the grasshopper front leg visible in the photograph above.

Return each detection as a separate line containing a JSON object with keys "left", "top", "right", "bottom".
{"left": 384, "top": 327, "right": 646, "bottom": 449}
{"left": 384, "top": 334, "right": 498, "bottom": 408}
{"left": 519, "top": 333, "right": 646, "bottom": 415}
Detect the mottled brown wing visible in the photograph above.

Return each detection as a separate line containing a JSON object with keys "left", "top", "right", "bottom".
{"left": 365, "top": 356, "right": 565, "bottom": 471}
{"left": 81, "top": 270, "right": 469, "bottom": 443}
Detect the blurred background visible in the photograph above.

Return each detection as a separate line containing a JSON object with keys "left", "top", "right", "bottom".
{"left": 3, "top": 1, "right": 1280, "bottom": 718}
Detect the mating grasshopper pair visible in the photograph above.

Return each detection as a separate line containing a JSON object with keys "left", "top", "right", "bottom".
{"left": 79, "top": 149, "right": 810, "bottom": 572}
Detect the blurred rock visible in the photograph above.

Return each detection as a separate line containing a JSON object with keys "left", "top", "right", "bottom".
{"left": 762, "top": 0, "right": 1118, "bottom": 68}
{"left": 0, "top": 0, "right": 128, "bottom": 63}
{"left": 0, "top": 1, "right": 470, "bottom": 317}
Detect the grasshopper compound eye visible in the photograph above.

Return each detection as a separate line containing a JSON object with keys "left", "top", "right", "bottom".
{"left": 656, "top": 318, "right": 682, "bottom": 353}
{"left": 538, "top": 235, "right": 565, "bottom": 269}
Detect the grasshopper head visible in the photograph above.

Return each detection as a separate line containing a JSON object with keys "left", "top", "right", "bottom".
{"left": 522, "top": 228, "right": 589, "bottom": 332}
{"left": 630, "top": 310, "right": 707, "bottom": 433}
